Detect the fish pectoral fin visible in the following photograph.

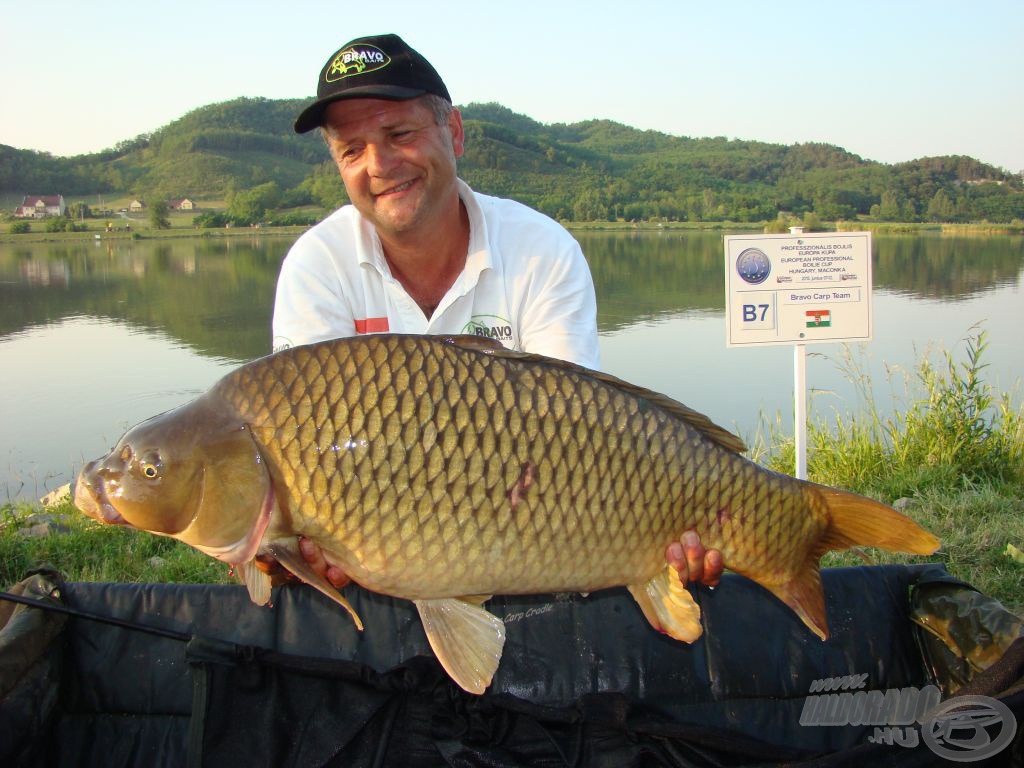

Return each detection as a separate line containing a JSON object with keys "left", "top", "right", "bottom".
{"left": 628, "top": 566, "right": 703, "bottom": 643}
{"left": 761, "top": 566, "right": 829, "bottom": 641}
{"left": 265, "top": 540, "right": 364, "bottom": 631}
{"left": 240, "top": 559, "right": 272, "bottom": 606}
{"left": 414, "top": 597, "right": 506, "bottom": 695}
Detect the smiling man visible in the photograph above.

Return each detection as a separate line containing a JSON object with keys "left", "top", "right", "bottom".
{"left": 273, "top": 34, "right": 600, "bottom": 368}
{"left": 271, "top": 34, "right": 721, "bottom": 590}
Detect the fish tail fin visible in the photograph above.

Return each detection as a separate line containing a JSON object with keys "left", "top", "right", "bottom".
{"left": 815, "top": 485, "right": 940, "bottom": 555}
{"left": 757, "top": 486, "right": 939, "bottom": 642}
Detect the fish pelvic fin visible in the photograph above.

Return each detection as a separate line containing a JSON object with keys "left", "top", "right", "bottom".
{"left": 265, "top": 540, "right": 364, "bottom": 631}
{"left": 415, "top": 597, "right": 506, "bottom": 695}
{"left": 813, "top": 485, "right": 941, "bottom": 555}
{"left": 240, "top": 559, "right": 272, "bottom": 606}
{"left": 762, "top": 567, "right": 828, "bottom": 641}
{"left": 628, "top": 566, "right": 703, "bottom": 643}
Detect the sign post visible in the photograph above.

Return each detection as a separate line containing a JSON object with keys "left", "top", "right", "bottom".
{"left": 724, "top": 231, "right": 873, "bottom": 479}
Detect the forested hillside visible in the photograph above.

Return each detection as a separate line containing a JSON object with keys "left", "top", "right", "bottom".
{"left": 3, "top": 98, "right": 1022, "bottom": 223}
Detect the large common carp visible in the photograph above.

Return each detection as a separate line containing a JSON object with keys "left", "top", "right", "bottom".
{"left": 75, "top": 335, "right": 939, "bottom": 693}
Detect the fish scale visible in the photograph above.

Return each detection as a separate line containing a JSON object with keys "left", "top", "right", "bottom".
{"left": 232, "top": 337, "right": 734, "bottom": 593}
{"left": 75, "top": 333, "right": 939, "bottom": 694}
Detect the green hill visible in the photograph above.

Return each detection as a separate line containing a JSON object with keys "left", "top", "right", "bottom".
{"left": 2, "top": 97, "right": 1022, "bottom": 223}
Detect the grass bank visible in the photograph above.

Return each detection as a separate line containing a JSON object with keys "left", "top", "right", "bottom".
{"left": 1, "top": 333, "right": 1021, "bottom": 615}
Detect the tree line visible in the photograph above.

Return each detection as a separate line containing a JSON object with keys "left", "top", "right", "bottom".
{"left": 2, "top": 98, "right": 1021, "bottom": 225}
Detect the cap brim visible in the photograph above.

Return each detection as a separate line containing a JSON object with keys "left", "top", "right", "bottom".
{"left": 293, "top": 85, "right": 429, "bottom": 133}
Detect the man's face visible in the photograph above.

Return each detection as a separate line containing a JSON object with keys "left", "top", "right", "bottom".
{"left": 322, "top": 97, "right": 464, "bottom": 240}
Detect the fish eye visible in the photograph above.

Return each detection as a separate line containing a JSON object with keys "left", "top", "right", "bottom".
{"left": 139, "top": 451, "right": 162, "bottom": 480}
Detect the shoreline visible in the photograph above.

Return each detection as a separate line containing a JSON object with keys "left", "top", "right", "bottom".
{"left": 2, "top": 219, "right": 1021, "bottom": 245}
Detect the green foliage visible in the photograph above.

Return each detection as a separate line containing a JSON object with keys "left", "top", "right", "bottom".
{"left": 149, "top": 200, "right": 171, "bottom": 229}
{"left": 300, "top": 162, "right": 349, "bottom": 209}
{"left": 8, "top": 220, "right": 29, "bottom": 234}
{"left": 193, "top": 212, "right": 231, "bottom": 228}
{"left": 927, "top": 189, "right": 956, "bottom": 221}
{"left": 896, "top": 331, "right": 1022, "bottom": 485}
{"left": 3, "top": 99, "right": 1023, "bottom": 223}
{"left": 67, "top": 202, "right": 92, "bottom": 220}
{"left": 802, "top": 211, "right": 825, "bottom": 231}
{"left": 227, "top": 181, "right": 280, "bottom": 224}
{"left": 1, "top": 500, "right": 232, "bottom": 588}
{"left": 759, "top": 329, "right": 1023, "bottom": 497}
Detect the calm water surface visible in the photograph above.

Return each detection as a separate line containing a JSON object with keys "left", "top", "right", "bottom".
{"left": 2, "top": 232, "right": 1022, "bottom": 501}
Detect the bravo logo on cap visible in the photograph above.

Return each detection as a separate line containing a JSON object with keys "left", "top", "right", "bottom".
{"left": 326, "top": 44, "right": 390, "bottom": 82}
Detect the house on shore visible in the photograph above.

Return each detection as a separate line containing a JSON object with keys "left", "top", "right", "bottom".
{"left": 14, "top": 195, "right": 66, "bottom": 218}
{"left": 129, "top": 199, "right": 145, "bottom": 213}
{"left": 168, "top": 198, "right": 197, "bottom": 211}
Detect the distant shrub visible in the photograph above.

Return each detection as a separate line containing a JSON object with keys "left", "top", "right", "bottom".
{"left": 264, "top": 212, "right": 320, "bottom": 227}
{"left": 44, "top": 217, "right": 69, "bottom": 232}
{"left": 193, "top": 212, "right": 231, "bottom": 228}
{"left": 8, "top": 221, "right": 30, "bottom": 234}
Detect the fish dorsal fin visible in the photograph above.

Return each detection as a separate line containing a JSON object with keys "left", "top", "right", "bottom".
{"left": 265, "top": 540, "right": 364, "bottom": 631}
{"left": 439, "top": 335, "right": 747, "bottom": 455}
{"left": 628, "top": 566, "right": 703, "bottom": 643}
{"left": 240, "top": 559, "right": 272, "bottom": 606}
{"left": 414, "top": 597, "right": 506, "bottom": 695}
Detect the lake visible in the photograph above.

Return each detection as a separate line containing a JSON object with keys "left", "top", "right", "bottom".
{"left": 1, "top": 231, "right": 1022, "bottom": 502}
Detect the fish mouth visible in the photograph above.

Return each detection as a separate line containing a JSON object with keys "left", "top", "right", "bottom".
{"left": 74, "top": 471, "right": 129, "bottom": 526}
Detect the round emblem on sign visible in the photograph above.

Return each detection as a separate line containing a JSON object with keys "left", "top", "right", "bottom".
{"left": 736, "top": 248, "right": 771, "bottom": 285}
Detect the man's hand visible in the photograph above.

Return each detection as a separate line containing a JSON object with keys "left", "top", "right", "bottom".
{"left": 298, "top": 536, "right": 351, "bottom": 588}
{"left": 252, "top": 537, "right": 351, "bottom": 588}
{"left": 666, "top": 530, "right": 723, "bottom": 587}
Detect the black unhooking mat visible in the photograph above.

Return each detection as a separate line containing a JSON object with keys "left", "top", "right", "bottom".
{"left": 1, "top": 564, "right": 1022, "bottom": 767}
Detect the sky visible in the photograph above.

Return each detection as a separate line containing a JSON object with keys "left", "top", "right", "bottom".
{"left": 2, "top": 0, "right": 1022, "bottom": 171}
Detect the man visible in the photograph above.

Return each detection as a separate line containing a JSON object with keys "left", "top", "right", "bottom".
{"left": 272, "top": 34, "right": 722, "bottom": 589}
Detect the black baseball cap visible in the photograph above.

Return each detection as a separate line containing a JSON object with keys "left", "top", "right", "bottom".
{"left": 294, "top": 34, "right": 451, "bottom": 134}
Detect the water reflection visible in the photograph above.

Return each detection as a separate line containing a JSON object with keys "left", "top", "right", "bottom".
{"left": 0, "top": 237, "right": 288, "bottom": 362}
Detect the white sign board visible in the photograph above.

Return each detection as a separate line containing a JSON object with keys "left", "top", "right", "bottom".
{"left": 724, "top": 232, "right": 872, "bottom": 347}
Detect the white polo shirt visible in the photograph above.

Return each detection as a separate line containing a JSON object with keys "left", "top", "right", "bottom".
{"left": 272, "top": 179, "right": 600, "bottom": 369}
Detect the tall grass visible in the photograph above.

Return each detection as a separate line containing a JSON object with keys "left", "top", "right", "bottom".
{"left": 757, "top": 330, "right": 1023, "bottom": 496}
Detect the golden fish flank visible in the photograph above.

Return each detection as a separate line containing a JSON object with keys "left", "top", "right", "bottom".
{"left": 74, "top": 334, "right": 940, "bottom": 694}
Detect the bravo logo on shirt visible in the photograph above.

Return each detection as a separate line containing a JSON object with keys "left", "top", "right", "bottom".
{"left": 463, "top": 315, "right": 514, "bottom": 344}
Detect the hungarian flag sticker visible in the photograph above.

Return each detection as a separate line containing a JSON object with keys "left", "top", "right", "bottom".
{"left": 805, "top": 309, "right": 831, "bottom": 328}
